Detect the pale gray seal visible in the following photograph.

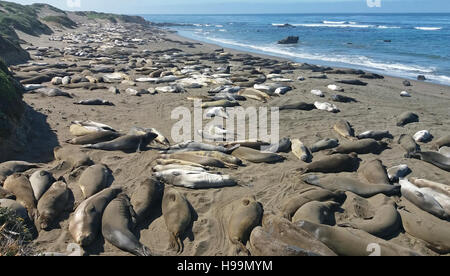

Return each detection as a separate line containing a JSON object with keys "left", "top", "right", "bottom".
{"left": 155, "top": 170, "right": 237, "bottom": 189}
{"left": 291, "top": 139, "right": 312, "bottom": 163}
{"left": 409, "top": 151, "right": 450, "bottom": 172}
{"left": 297, "top": 153, "right": 359, "bottom": 174}
{"left": 69, "top": 187, "right": 121, "bottom": 246}
{"left": 165, "top": 141, "right": 238, "bottom": 154}
{"left": 0, "top": 161, "right": 40, "bottom": 184}
{"left": 77, "top": 164, "right": 110, "bottom": 199}
{"left": 432, "top": 135, "right": 450, "bottom": 150}
{"left": 303, "top": 175, "right": 400, "bottom": 198}
{"left": 83, "top": 132, "right": 158, "bottom": 152}
{"left": 65, "top": 131, "right": 121, "bottom": 145}
{"left": 130, "top": 178, "right": 163, "bottom": 225}
{"left": 102, "top": 194, "right": 152, "bottom": 256}
{"left": 333, "top": 120, "right": 357, "bottom": 141}
{"left": 37, "top": 181, "right": 70, "bottom": 230}
{"left": 29, "top": 170, "right": 55, "bottom": 201}
{"left": 310, "top": 138, "right": 339, "bottom": 153}
{"left": 227, "top": 197, "right": 263, "bottom": 255}
{"left": 357, "top": 130, "right": 392, "bottom": 141}
{"left": 162, "top": 188, "right": 192, "bottom": 253}
{"left": 266, "top": 137, "right": 292, "bottom": 153}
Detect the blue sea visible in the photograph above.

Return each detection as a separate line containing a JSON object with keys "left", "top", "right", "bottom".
{"left": 142, "top": 14, "right": 450, "bottom": 86}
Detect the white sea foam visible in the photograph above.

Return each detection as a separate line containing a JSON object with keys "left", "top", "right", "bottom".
{"left": 415, "top": 27, "right": 442, "bottom": 31}
{"left": 323, "top": 20, "right": 346, "bottom": 24}
{"left": 293, "top": 23, "right": 374, "bottom": 28}
{"left": 378, "top": 25, "right": 401, "bottom": 29}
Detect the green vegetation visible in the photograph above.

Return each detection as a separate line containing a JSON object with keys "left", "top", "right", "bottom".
{"left": 75, "top": 11, "right": 148, "bottom": 25}
{"left": 0, "top": 207, "right": 35, "bottom": 256}
{"left": 42, "top": 15, "right": 77, "bottom": 28}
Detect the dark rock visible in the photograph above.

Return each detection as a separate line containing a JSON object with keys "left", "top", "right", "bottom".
{"left": 417, "top": 75, "right": 426, "bottom": 81}
{"left": 403, "top": 80, "right": 412, "bottom": 87}
{"left": 278, "top": 36, "right": 299, "bottom": 44}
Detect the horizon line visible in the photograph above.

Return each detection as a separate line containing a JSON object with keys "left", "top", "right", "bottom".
{"left": 135, "top": 12, "right": 450, "bottom": 15}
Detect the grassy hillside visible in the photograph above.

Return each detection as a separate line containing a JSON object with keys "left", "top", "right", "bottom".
{"left": 74, "top": 11, "right": 148, "bottom": 25}
{"left": 42, "top": 15, "right": 77, "bottom": 28}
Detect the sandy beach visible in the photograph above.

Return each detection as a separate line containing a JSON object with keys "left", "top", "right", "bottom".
{"left": 1, "top": 6, "right": 449, "bottom": 256}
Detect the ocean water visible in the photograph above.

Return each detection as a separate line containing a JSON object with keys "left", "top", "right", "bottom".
{"left": 142, "top": 14, "right": 450, "bottom": 86}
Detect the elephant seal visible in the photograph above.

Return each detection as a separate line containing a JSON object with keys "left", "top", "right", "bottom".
{"left": 185, "top": 151, "right": 242, "bottom": 166}
{"left": 280, "top": 188, "right": 346, "bottom": 220}
{"left": 297, "top": 153, "right": 359, "bottom": 174}
{"left": 398, "top": 134, "right": 420, "bottom": 157}
{"left": 327, "top": 139, "right": 387, "bottom": 155}
{"left": 162, "top": 188, "right": 192, "bottom": 253}
{"left": 396, "top": 112, "right": 419, "bottom": 127}
{"left": 83, "top": 132, "right": 158, "bottom": 152}
{"left": 409, "top": 151, "right": 450, "bottom": 172}
{"left": 69, "top": 187, "right": 121, "bottom": 247}
{"left": 310, "top": 138, "right": 339, "bottom": 153}
{"left": 166, "top": 141, "right": 238, "bottom": 154}
{"left": 387, "top": 164, "right": 411, "bottom": 182}
{"left": 432, "top": 135, "right": 450, "bottom": 150}
{"left": 333, "top": 120, "right": 357, "bottom": 141}
{"left": 331, "top": 94, "right": 357, "bottom": 103}
{"left": 130, "top": 178, "right": 164, "bottom": 225}
{"left": 231, "top": 147, "right": 284, "bottom": 163}
{"left": 357, "top": 130, "right": 392, "bottom": 141}
{"left": 399, "top": 178, "right": 448, "bottom": 220}
{"left": 292, "top": 201, "right": 340, "bottom": 225}
{"left": 153, "top": 164, "right": 207, "bottom": 173}
{"left": 53, "top": 146, "right": 93, "bottom": 169}
{"left": 37, "top": 181, "right": 70, "bottom": 230}
{"left": 303, "top": 175, "right": 400, "bottom": 198}
{"left": 102, "top": 194, "right": 152, "bottom": 256}
{"left": 291, "top": 139, "right": 312, "bottom": 162}
{"left": 295, "top": 220, "right": 420, "bottom": 256}
{"left": 66, "top": 131, "right": 121, "bottom": 145}
{"left": 266, "top": 137, "right": 292, "bottom": 153}
{"left": 338, "top": 193, "right": 401, "bottom": 238}
{"left": 249, "top": 227, "right": 319, "bottom": 256}
{"left": 358, "top": 159, "right": 391, "bottom": 185}
{"left": 279, "top": 102, "right": 315, "bottom": 111}
{"left": 399, "top": 201, "right": 450, "bottom": 254}
{"left": 227, "top": 197, "right": 263, "bottom": 255}
{"left": 161, "top": 153, "right": 237, "bottom": 169}
{"left": 155, "top": 170, "right": 237, "bottom": 189}
{"left": 0, "top": 161, "right": 40, "bottom": 184}
{"left": 440, "top": 146, "right": 450, "bottom": 158}
{"left": 77, "top": 164, "right": 110, "bottom": 199}
{"left": 0, "top": 187, "right": 15, "bottom": 200}
{"left": 223, "top": 140, "right": 270, "bottom": 150}
{"left": 259, "top": 214, "right": 337, "bottom": 256}
{"left": 409, "top": 177, "right": 450, "bottom": 197}
{"left": 3, "top": 174, "right": 37, "bottom": 220}
{"left": 0, "top": 199, "right": 30, "bottom": 222}
{"left": 29, "top": 170, "right": 55, "bottom": 201}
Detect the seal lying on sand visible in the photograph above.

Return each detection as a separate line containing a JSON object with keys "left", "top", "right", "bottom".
{"left": 292, "top": 201, "right": 340, "bottom": 225}
{"left": 102, "top": 194, "right": 152, "bottom": 256}
{"left": 409, "top": 177, "right": 450, "bottom": 197}
{"left": 303, "top": 175, "right": 400, "bottom": 198}
{"left": 77, "top": 164, "right": 110, "bottom": 199}
{"left": 29, "top": 170, "right": 55, "bottom": 201}
{"left": 432, "top": 135, "right": 450, "bottom": 150}
{"left": 3, "top": 174, "right": 37, "bottom": 220}
{"left": 83, "top": 132, "right": 158, "bottom": 152}
{"left": 399, "top": 178, "right": 449, "bottom": 220}
{"left": 231, "top": 147, "right": 284, "bottom": 163}
{"left": 69, "top": 187, "right": 121, "bottom": 247}
{"left": 131, "top": 178, "right": 164, "bottom": 225}
{"left": 358, "top": 159, "right": 391, "bottom": 185}
{"left": 162, "top": 188, "right": 192, "bottom": 253}
{"left": 333, "top": 120, "right": 357, "bottom": 141}
{"left": 227, "top": 197, "right": 263, "bottom": 255}
{"left": 396, "top": 112, "right": 419, "bottom": 127}
{"left": 280, "top": 188, "right": 346, "bottom": 220}
{"left": 155, "top": 169, "right": 237, "bottom": 189}
{"left": 160, "top": 153, "right": 237, "bottom": 169}
{"left": 387, "top": 164, "right": 411, "bottom": 182}
{"left": 409, "top": 151, "right": 450, "bottom": 172}
{"left": 326, "top": 139, "right": 388, "bottom": 155}
{"left": 0, "top": 161, "right": 40, "bottom": 184}
{"left": 297, "top": 153, "right": 359, "bottom": 174}
{"left": 291, "top": 139, "right": 312, "bottom": 163}
{"left": 37, "top": 181, "right": 70, "bottom": 231}
{"left": 310, "top": 138, "right": 339, "bottom": 153}
{"left": 279, "top": 102, "right": 315, "bottom": 111}
{"left": 258, "top": 214, "right": 337, "bottom": 256}
{"left": 165, "top": 141, "right": 238, "bottom": 154}
{"left": 53, "top": 146, "right": 93, "bottom": 170}
{"left": 357, "top": 130, "right": 392, "bottom": 141}
{"left": 0, "top": 187, "right": 15, "bottom": 200}
{"left": 398, "top": 134, "right": 420, "bottom": 157}
{"left": 338, "top": 193, "right": 401, "bottom": 239}
{"left": 399, "top": 200, "right": 450, "bottom": 254}
{"left": 66, "top": 131, "right": 121, "bottom": 145}
{"left": 295, "top": 220, "right": 420, "bottom": 256}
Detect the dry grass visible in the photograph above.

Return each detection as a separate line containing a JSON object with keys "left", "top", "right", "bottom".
{"left": 0, "top": 207, "right": 36, "bottom": 256}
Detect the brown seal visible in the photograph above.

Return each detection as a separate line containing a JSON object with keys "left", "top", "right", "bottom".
{"left": 292, "top": 201, "right": 340, "bottom": 225}
{"left": 326, "top": 139, "right": 387, "bottom": 155}
{"left": 77, "top": 164, "right": 110, "bottom": 199}
{"left": 297, "top": 153, "right": 359, "bottom": 174}
{"left": 3, "top": 173, "right": 37, "bottom": 220}
{"left": 358, "top": 159, "right": 391, "bottom": 185}
{"left": 130, "top": 178, "right": 164, "bottom": 225}
{"left": 37, "top": 181, "right": 70, "bottom": 230}
{"left": 162, "top": 188, "right": 192, "bottom": 253}
{"left": 227, "top": 196, "right": 263, "bottom": 255}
